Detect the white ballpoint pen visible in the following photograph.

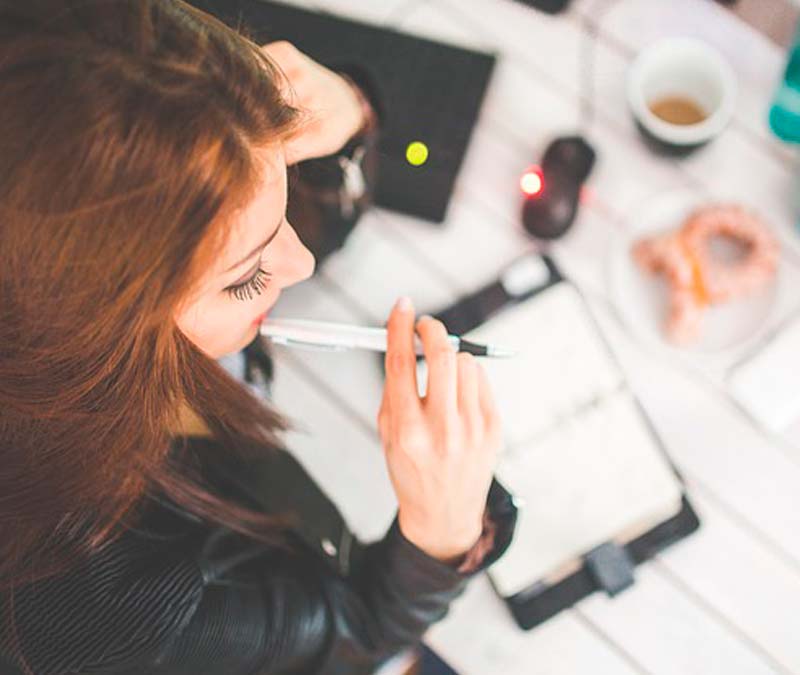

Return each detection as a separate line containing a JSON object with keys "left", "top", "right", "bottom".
{"left": 260, "top": 318, "right": 517, "bottom": 358}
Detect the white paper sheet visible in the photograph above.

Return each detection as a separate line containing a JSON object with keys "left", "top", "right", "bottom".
{"left": 453, "top": 283, "right": 683, "bottom": 597}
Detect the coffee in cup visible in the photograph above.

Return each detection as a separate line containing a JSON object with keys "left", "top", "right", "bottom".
{"left": 649, "top": 96, "right": 708, "bottom": 126}
{"left": 627, "top": 38, "right": 737, "bottom": 155}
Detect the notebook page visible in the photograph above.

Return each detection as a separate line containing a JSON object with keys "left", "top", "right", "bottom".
{"left": 489, "top": 389, "right": 683, "bottom": 597}
{"left": 452, "top": 283, "right": 681, "bottom": 597}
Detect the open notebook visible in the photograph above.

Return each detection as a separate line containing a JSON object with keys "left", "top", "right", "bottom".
{"left": 419, "top": 277, "right": 686, "bottom": 607}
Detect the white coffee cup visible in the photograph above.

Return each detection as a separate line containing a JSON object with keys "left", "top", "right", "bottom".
{"left": 627, "top": 37, "right": 737, "bottom": 152}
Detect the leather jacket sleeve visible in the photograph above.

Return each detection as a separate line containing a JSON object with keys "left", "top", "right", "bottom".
{"left": 152, "top": 478, "right": 517, "bottom": 675}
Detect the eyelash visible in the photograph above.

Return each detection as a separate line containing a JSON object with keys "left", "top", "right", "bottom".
{"left": 226, "top": 266, "right": 272, "bottom": 302}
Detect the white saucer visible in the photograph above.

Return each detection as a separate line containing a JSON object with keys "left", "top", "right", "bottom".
{"left": 608, "top": 189, "right": 780, "bottom": 359}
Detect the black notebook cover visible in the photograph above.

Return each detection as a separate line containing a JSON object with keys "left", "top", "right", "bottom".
{"left": 189, "top": 0, "right": 496, "bottom": 223}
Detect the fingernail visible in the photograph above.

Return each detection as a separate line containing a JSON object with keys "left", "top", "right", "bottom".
{"left": 395, "top": 296, "right": 413, "bottom": 312}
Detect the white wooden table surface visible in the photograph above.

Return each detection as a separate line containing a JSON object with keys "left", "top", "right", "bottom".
{"left": 262, "top": 1, "right": 800, "bottom": 672}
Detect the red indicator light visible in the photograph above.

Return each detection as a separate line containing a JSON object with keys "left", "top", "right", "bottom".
{"left": 520, "top": 167, "right": 544, "bottom": 197}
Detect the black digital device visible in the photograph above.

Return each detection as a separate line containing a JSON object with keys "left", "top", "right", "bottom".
{"left": 430, "top": 253, "right": 562, "bottom": 336}
{"left": 521, "top": 135, "right": 596, "bottom": 240}
{"left": 188, "top": 0, "right": 496, "bottom": 223}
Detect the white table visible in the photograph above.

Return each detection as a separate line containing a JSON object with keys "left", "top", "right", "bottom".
{"left": 264, "top": 1, "right": 800, "bottom": 672}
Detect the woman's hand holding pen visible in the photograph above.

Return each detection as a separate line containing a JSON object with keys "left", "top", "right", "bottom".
{"left": 377, "top": 296, "right": 503, "bottom": 563}
{"left": 260, "top": 41, "right": 370, "bottom": 165}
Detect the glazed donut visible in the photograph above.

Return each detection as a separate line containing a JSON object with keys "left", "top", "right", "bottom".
{"left": 631, "top": 204, "right": 778, "bottom": 345}
{"left": 633, "top": 233, "right": 705, "bottom": 344}
{"left": 667, "top": 286, "right": 705, "bottom": 345}
{"left": 632, "top": 232, "right": 694, "bottom": 290}
{"left": 681, "top": 205, "right": 779, "bottom": 303}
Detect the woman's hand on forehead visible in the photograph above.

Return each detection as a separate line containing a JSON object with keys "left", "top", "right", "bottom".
{"left": 261, "top": 41, "right": 366, "bottom": 165}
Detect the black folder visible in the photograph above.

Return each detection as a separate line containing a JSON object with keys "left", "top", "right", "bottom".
{"left": 188, "top": 0, "right": 495, "bottom": 223}
{"left": 425, "top": 254, "right": 700, "bottom": 630}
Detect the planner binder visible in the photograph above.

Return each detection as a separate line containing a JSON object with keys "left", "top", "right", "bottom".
{"left": 424, "top": 253, "right": 700, "bottom": 630}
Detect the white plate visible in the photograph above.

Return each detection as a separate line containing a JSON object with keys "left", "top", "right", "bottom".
{"left": 608, "top": 188, "right": 780, "bottom": 359}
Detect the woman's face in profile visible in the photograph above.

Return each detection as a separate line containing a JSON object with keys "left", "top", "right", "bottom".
{"left": 175, "top": 145, "right": 315, "bottom": 358}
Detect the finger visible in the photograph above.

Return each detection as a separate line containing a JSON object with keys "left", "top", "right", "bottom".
{"left": 385, "top": 297, "right": 421, "bottom": 418}
{"left": 282, "top": 128, "right": 316, "bottom": 166}
{"left": 262, "top": 42, "right": 317, "bottom": 92}
{"left": 260, "top": 42, "right": 302, "bottom": 101}
{"left": 261, "top": 41, "right": 302, "bottom": 68}
{"left": 377, "top": 393, "right": 390, "bottom": 448}
{"left": 456, "top": 352, "right": 482, "bottom": 431}
{"left": 476, "top": 361, "right": 501, "bottom": 430}
{"left": 416, "top": 316, "right": 457, "bottom": 419}
{"left": 377, "top": 364, "right": 394, "bottom": 429}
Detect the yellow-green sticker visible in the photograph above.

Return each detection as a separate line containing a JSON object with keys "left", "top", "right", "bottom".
{"left": 405, "top": 141, "right": 429, "bottom": 166}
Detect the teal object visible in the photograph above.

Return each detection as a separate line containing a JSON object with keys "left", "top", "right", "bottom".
{"left": 770, "top": 20, "right": 800, "bottom": 143}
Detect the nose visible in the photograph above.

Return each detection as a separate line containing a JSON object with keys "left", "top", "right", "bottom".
{"left": 275, "top": 221, "right": 315, "bottom": 289}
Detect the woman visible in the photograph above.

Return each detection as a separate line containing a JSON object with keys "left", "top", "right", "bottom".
{"left": 0, "top": 2, "right": 517, "bottom": 674}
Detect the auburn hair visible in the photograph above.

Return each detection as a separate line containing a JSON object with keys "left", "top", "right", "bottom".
{"left": 0, "top": 0, "right": 308, "bottom": 592}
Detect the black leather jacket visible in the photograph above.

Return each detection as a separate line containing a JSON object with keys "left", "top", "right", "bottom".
{"left": 0, "top": 436, "right": 517, "bottom": 675}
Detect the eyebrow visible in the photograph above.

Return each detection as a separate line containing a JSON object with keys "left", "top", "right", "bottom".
{"left": 223, "top": 218, "right": 283, "bottom": 274}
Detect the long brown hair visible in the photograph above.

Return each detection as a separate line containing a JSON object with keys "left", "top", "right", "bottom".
{"left": 0, "top": 0, "right": 306, "bottom": 591}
